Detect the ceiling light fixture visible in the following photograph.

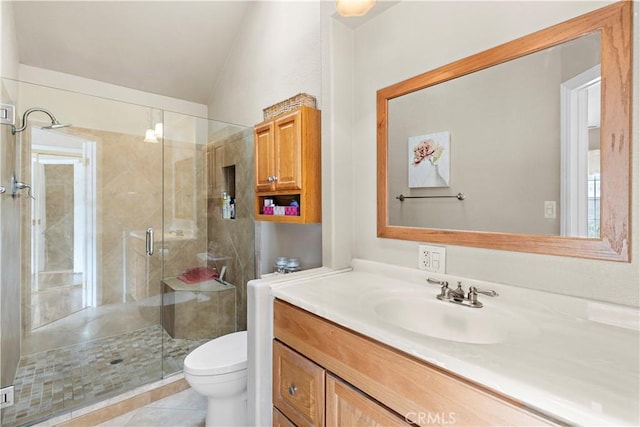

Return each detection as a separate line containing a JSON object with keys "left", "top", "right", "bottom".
{"left": 144, "top": 128, "right": 158, "bottom": 143}
{"left": 154, "top": 122, "right": 163, "bottom": 138}
{"left": 144, "top": 109, "right": 160, "bottom": 143}
{"left": 336, "top": 0, "right": 376, "bottom": 17}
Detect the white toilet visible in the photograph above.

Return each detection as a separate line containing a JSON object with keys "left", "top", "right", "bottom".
{"left": 183, "top": 330, "right": 248, "bottom": 427}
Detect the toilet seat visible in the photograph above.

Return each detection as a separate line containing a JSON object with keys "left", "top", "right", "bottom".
{"left": 184, "top": 331, "right": 247, "bottom": 376}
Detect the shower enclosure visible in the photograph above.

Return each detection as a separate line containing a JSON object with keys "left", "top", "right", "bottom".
{"left": 0, "top": 78, "right": 255, "bottom": 426}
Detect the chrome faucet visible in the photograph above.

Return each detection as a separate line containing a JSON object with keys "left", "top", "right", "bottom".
{"left": 448, "top": 282, "right": 466, "bottom": 302}
{"left": 427, "top": 278, "right": 498, "bottom": 308}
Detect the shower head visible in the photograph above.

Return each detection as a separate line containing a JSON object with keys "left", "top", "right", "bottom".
{"left": 41, "top": 121, "right": 71, "bottom": 131}
{"left": 11, "top": 107, "right": 71, "bottom": 134}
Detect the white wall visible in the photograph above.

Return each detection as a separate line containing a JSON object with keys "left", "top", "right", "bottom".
{"left": 209, "top": 1, "right": 323, "bottom": 275}
{"left": 387, "top": 46, "right": 566, "bottom": 235}
{"left": 1, "top": 0, "right": 19, "bottom": 80}
{"left": 207, "top": 1, "right": 321, "bottom": 126}
{"left": 329, "top": 1, "right": 639, "bottom": 307}
{"left": 19, "top": 65, "right": 207, "bottom": 118}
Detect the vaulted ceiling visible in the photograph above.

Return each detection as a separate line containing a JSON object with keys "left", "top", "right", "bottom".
{"left": 11, "top": 1, "right": 249, "bottom": 104}
{"left": 10, "top": 1, "right": 398, "bottom": 105}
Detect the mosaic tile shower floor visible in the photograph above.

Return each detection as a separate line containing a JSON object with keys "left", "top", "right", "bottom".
{"left": 0, "top": 326, "right": 206, "bottom": 427}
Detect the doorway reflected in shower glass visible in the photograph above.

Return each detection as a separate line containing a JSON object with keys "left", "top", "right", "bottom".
{"left": 30, "top": 130, "right": 95, "bottom": 329}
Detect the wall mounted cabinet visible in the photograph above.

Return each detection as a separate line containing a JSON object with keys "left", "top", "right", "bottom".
{"left": 254, "top": 106, "right": 321, "bottom": 223}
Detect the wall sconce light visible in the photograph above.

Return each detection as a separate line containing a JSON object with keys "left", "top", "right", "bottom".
{"left": 336, "top": 0, "right": 376, "bottom": 17}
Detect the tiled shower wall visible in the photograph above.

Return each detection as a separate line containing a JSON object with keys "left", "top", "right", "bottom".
{"left": 0, "top": 80, "right": 21, "bottom": 388}
{"left": 161, "top": 135, "right": 208, "bottom": 281}
{"left": 206, "top": 128, "right": 255, "bottom": 331}
{"left": 19, "top": 126, "right": 215, "bottom": 331}
{"left": 19, "top": 127, "right": 166, "bottom": 334}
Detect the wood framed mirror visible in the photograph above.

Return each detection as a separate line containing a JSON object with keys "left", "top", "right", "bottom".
{"left": 377, "top": 1, "right": 631, "bottom": 261}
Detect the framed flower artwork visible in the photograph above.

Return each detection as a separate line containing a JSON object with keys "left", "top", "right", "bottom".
{"left": 408, "top": 131, "right": 450, "bottom": 188}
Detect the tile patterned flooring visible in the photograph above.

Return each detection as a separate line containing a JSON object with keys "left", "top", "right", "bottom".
{"left": 1, "top": 326, "right": 206, "bottom": 427}
{"left": 95, "top": 387, "right": 207, "bottom": 427}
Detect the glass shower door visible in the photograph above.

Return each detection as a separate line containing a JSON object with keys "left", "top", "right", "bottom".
{"left": 160, "top": 112, "right": 254, "bottom": 376}
{"left": 0, "top": 79, "right": 166, "bottom": 426}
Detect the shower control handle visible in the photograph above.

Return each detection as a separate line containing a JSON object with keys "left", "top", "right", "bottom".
{"left": 146, "top": 228, "right": 154, "bottom": 256}
{"left": 12, "top": 178, "right": 35, "bottom": 200}
{"left": 0, "top": 186, "right": 5, "bottom": 194}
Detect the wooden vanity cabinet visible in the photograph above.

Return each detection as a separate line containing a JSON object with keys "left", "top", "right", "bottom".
{"left": 254, "top": 106, "right": 321, "bottom": 223}
{"left": 273, "top": 299, "right": 560, "bottom": 427}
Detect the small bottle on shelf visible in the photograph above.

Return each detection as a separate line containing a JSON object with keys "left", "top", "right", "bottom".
{"left": 222, "top": 192, "right": 229, "bottom": 219}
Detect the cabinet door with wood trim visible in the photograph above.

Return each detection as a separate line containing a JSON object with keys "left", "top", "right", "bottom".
{"left": 254, "top": 121, "right": 275, "bottom": 192}
{"left": 273, "top": 341, "right": 325, "bottom": 427}
{"left": 326, "top": 374, "right": 412, "bottom": 427}
{"left": 273, "top": 407, "right": 297, "bottom": 427}
{"left": 273, "top": 111, "right": 302, "bottom": 191}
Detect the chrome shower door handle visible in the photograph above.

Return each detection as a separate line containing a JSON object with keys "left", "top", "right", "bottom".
{"left": 145, "top": 228, "right": 154, "bottom": 256}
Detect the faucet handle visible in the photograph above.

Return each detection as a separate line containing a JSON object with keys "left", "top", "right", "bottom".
{"left": 14, "top": 181, "right": 35, "bottom": 200}
{"left": 467, "top": 286, "right": 498, "bottom": 298}
{"left": 427, "top": 278, "right": 449, "bottom": 299}
{"left": 467, "top": 286, "right": 483, "bottom": 307}
{"left": 476, "top": 288, "right": 498, "bottom": 297}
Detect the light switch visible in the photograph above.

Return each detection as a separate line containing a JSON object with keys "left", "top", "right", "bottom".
{"left": 544, "top": 201, "right": 556, "bottom": 219}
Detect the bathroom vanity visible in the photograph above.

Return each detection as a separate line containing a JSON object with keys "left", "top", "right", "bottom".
{"left": 265, "top": 260, "right": 639, "bottom": 426}
{"left": 273, "top": 300, "right": 555, "bottom": 426}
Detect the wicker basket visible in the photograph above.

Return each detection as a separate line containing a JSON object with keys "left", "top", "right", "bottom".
{"left": 263, "top": 93, "right": 316, "bottom": 120}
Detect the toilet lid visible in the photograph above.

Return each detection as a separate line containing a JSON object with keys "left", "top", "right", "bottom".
{"left": 184, "top": 331, "right": 247, "bottom": 376}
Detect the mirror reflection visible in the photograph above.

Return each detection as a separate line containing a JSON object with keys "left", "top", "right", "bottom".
{"left": 387, "top": 32, "right": 601, "bottom": 237}
{"left": 377, "top": 1, "right": 631, "bottom": 261}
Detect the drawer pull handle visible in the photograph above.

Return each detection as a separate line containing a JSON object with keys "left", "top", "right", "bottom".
{"left": 288, "top": 385, "right": 298, "bottom": 396}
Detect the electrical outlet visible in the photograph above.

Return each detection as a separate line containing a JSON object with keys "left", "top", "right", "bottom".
{"left": 1, "top": 385, "right": 14, "bottom": 408}
{"left": 418, "top": 244, "right": 446, "bottom": 273}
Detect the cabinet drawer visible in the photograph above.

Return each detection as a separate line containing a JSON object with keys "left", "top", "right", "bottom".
{"left": 273, "top": 407, "right": 296, "bottom": 427}
{"left": 327, "top": 374, "right": 412, "bottom": 427}
{"left": 273, "top": 341, "right": 325, "bottom": 427}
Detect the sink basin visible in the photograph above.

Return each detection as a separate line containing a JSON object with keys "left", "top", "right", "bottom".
{"left": 368, "top": 291, "right": 538, "bottom": 344}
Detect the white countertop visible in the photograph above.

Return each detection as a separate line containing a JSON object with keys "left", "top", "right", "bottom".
{"left": 271, "top": 259, "right": 639, "bottom": 426}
